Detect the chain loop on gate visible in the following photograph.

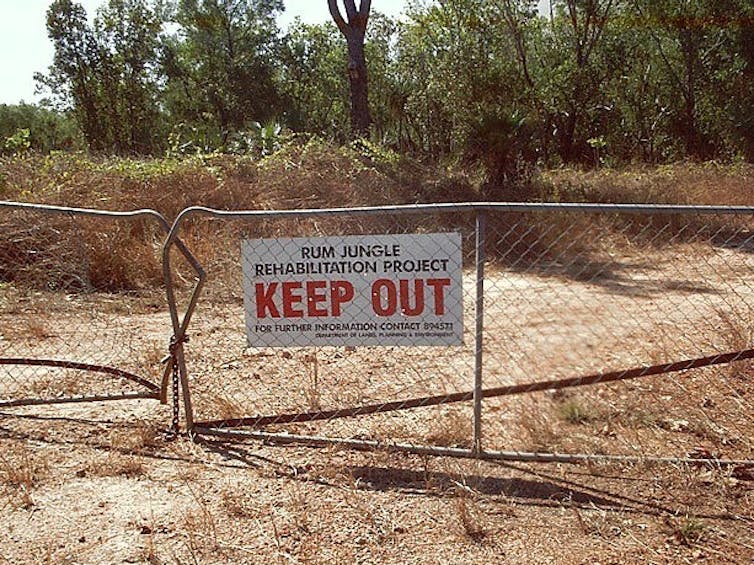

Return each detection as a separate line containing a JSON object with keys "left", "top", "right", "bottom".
{"left": 167, "top": 334, "right": 189, "bottom": 437}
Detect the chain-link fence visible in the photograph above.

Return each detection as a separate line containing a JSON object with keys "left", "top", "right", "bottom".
{"left": 164, "top": 203, "right": 754, "bottom": 465}
{"left": 3, "top": 199, "right": 752, "bottom": 464}
{"left": 0, "top": 201, "right": 173, "bottom": 408}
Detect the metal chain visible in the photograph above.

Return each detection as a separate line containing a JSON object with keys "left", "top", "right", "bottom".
{"left": 168, "top": 334, "right": 187, "bottom": 436}
{"left": 171, "top": 346, "right": 180, "bottom": 434}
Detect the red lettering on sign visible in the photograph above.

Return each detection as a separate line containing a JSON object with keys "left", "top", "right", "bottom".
{"left": 306, "top": 280, "right": 328, "bottom": 317}
{"left": 400, "top": 279, "right": 424, "bottom": 316}
{"left": 426, "top": 278, "right": 450, "bottom": 315}
{"left": 372, "top": 279, "right": 397, "bottom": 316}
{"left": 255, "top": 278, "right": 449, "bottom": 320}
{"left": 282, "top": 282, "right": 304, "bottom": 318}
{"left": 255, "top": 282, "right": 280, "bottom": 318}
{"left": 371, "top": 278, "right": 451, "bottom": 317}
{"left": 330, "top": 281, "right": 354, "bottom": 316}
{"left": 256, "top": 281, "right": 354, "bottom": 318}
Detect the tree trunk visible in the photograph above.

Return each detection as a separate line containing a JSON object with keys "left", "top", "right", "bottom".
{"left": 346, "top": 31, "right": 370, "bottom": 134}
{"left": 328, "top": 0, "right": 372, "bottom": 137}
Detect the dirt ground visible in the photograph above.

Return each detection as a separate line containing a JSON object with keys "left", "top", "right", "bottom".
{"left": 1, "top": 242, "right": 754, "bottom": 563}
{"left": 0, "top": 403, "right": 751, "bottom": 564}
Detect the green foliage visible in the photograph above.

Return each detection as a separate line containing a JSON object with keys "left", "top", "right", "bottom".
{"left": 227, "top": 121, "right": 288, "bottom": 157}
{"left": 559, "top": 399, "right": 592, "bottom": 424}
{"left": 390, "top": 0, "right": 754, "bottom": 167}
{"left": 348, "top": 137, "right": 401, "bottom": 168}
{"left": 3, "top": 129, "right": 31, "bottom": 155}
{"left": 162, "top": 0, "right": 284, "bottom": 146}
{"left": 38, "top": 0, "right": 165, "bottom": 154}
{"left": 673, "top": 516, "right": 707, "bottom": 546}
{"left": 0, "top": 104, "right": 83, "bottom": 154}
{"left": 278, "top": 20, "right": 349, "bottom": 138}
{"left": 93, "top": 154, "right": 193, "bottom": 180}
{"left": 465, "top": 110, "right": 537, "bottom": 197}
{"left": 26, "top": 0, "right": 754, "bottom": 171}
{"left": 166, "top": 122, "right": 215, "bottom": 157}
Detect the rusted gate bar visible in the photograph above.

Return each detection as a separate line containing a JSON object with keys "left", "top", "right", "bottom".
{"left": 195, "top": 427, "right": 754, "bottom": 467}
{"left": 197, "top": 347, "right": 754, "bottom": 428}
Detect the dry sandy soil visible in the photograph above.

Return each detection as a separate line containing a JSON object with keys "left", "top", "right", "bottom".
{"left": 1, "top": 236, "right": 753, "bottom": 563}
{"left": 0, "top": 402, "right": 751, "bottom": 564}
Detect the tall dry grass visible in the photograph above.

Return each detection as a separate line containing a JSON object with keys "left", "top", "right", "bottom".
{"left": 0, "top": 138, "right": 431, "bottom": 219}
{"left": 540, "top": 162, "right": 754, "bottom": 206}
{"left": 1, "top": 140, "right": 753, "bottom": 293}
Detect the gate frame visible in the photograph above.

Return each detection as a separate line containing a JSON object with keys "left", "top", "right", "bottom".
{"left": 0, "top": 200, "right": 198, "bottom": 412}
{"left": 163, "top": 202, "right": 754, "bottom": 466}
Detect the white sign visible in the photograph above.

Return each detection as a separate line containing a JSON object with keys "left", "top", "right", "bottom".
{"left": 242, "top": 233, "right": 464, "bottom": 347}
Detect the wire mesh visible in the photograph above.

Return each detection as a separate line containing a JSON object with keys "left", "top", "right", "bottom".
{"left": 479, "top": 208, "right": 754, "bottom": 462}
{"left": 0, "top": 203, "right": 171, "bottom": 406}
{"left": 166, "top": 204, "right": 754, "bottom": 464}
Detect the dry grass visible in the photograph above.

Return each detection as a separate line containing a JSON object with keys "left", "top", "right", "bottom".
{"left": 425, "top": 408, "right": 473, "bottom": 448}
{"left": 220, "top": 488, "right": 256, "bottom": 519}
{"left": 3, "top": 148, "right": 752, "bottom": 297}
{"left": 0, "top": 409, "right": 751, "bottom": 563}
{"left": 572, "top": 504, "right": 626, "bottom": 539}
{"left": 181, "top": 484, "right": 222, "bottom": 559}
{"left": 454, "top": 491, "right": 487, "bottom": 542}
{"left": 667, "top": 515, "right": 709, "bottom": 546}
{"left": 27, "top": 371, "right": 92, "bottom": 397}
{"left": 109, "top": 455, "right": 146, "bottom": 478}
{"left": 303, "top": 351, "right": 321, "bottom": 411}
{"left": 13, "top": 319, "right": 55, "bottom": 341}
{"left": 85, "top": 453, "right": 146, "bottom": 479}
{"left": 0, "top": 308, "right": 56, "bottom": 342}
{"left": 205, "top": 393, "right": 246, "bottom": 421}
{"left": 512, "top": 397, "right": 559, "bottom": 452}
{"left": 138, "top": 342, "right": 167, "bottom": 379}
{"left": 0, "top": 138, "right": 419, "bottom": 220}
{"left": 541, "top": 162, "right": 754, "bottom": 206}
{"left": 558, "top": 397, "right": 595, "bottom": 425}
{"left": 108, "top": 423, "right": 162, "bottom": 454}
{"left": 283, "top": 481, "right": 313, "bottom": 537}
{"left": 0, "top": 444, "right": 48, "bottom": 509}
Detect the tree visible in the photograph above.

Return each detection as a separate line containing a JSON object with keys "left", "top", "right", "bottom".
{"left": 279, "top": 20, "right": 349, "bottom": 137}
{"left": 38, "top": 0, "right": 165, "bottom": 154}
{"left": 95, "top": 0, "right": 165, "bottom": 153}
{"left": 163, "top": 0, "right": 284, "bottom": 148}
{"left": 39, "top": 0, "right": 107, "bottom": 150}
{"left": 630, "top": 0, "right": 741, "bottom": 159}
{"left": 327, "top": 0, "right": 372, "bottom": 136}
{"left": 731, "top": 0, "right": 754, "bottom": 160}
{"left": 0, "top": 104, "right": 82, "bottom": 154}
{"left": 544, "top": 0, "right": 619, "bottom": 163}
{"left": 364, "top": 12, "right": 415, "bottom": 149}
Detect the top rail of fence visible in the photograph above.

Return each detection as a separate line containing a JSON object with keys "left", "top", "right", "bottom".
{"left": 0, "top": 200, "right": 173, "bottom": 232}
{"left": 164, "top": 201, "right": 754, "bottom": 245}
{"left": 161, "top": 201, "right": 754, "bottom": 344}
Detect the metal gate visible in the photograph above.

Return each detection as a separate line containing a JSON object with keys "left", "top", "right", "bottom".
{"left": 163, "top": 203, "right": 754, "bottom": 466}
{"left": 0, "top": 201, "right": 191, "bottom": 414}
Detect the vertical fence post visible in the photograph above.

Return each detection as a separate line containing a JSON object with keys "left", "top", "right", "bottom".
{"left": 473, "top": 210, "right": 486, "bottom": 454}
